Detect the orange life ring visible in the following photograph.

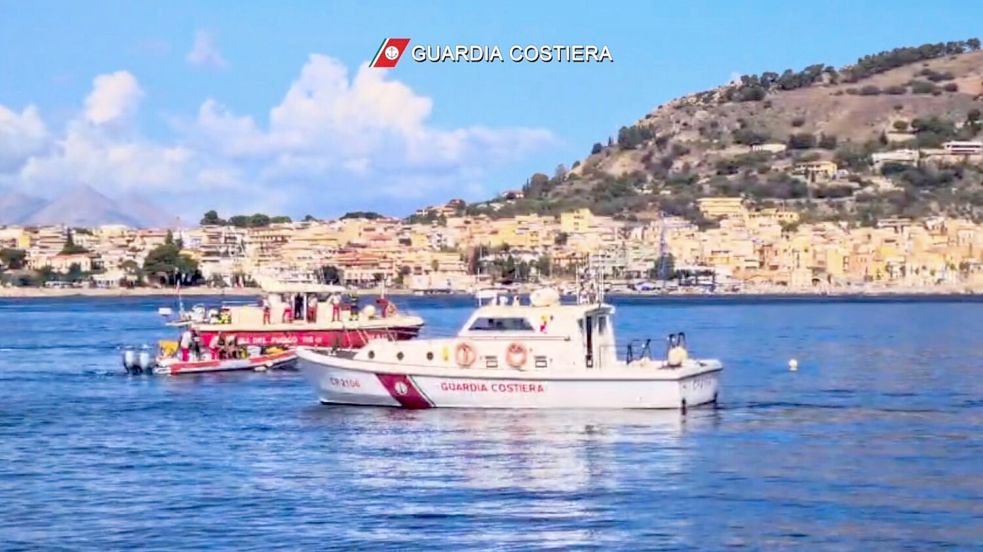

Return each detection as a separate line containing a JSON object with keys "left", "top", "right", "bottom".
{"left": 505, "top": 342, "right": 527, "bottom": 369}
{"left": 455, "top": 342, "right": 477, "bottom": 368}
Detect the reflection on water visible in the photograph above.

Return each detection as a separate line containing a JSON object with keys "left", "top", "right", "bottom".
{"left": 0, "top": 295, "right": 980, "bottom": 549}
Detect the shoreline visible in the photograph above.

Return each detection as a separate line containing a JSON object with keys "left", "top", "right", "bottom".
{"left": 1, "top": 285, "right": 978, "bottom": 299}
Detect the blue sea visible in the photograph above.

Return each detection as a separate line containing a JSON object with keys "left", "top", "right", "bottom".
{"left": 0, "top": 295, "right": 980, "bottom": 550}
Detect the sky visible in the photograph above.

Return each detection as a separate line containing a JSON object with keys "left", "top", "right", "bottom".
{"left": 0, "top": 1, "right": 980, "bottom": 221}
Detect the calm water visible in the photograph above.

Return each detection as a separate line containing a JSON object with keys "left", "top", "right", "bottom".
{"left": 0, "top": 295, "right": 980, "bottom": 550}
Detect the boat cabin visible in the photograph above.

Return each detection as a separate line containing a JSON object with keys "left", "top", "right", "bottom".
{"left": 458, "top": 293, "right": 618, "bottom": 370}
{"left": 207, "top": 283, "right": 396, "bottom": 326}
{"left": 351, "top": 287, "right": 618, "bottom": 372}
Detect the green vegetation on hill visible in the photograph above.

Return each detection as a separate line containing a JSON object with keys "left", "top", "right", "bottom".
{"left": 143, "top": 233, "right": 200, "bottom": 286}
{"left": 200, "top": 210, "right": 292, "bottom": 227}
{"left": 716, "top": 38, "right": 980, "bottom": 105}
{"left": 0, "top": 248, "right": 27, "bottom": 270}
{"left": 59, "top": 229, "right": 89, "bottom": 255}
{"left": 843, "top": 39, "right": 980, "bottom": 81}
{"left": 340, "top": 211, "right": 386, "bottom": 220}
{"left": 464, "top": 38, "right": 983, "bottom": 227}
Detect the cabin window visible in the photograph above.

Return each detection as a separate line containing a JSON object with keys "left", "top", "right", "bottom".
{"left": 598, "top": 316, "right": 608, "bottom": 335}
{"left": 468, "top": 317, "right": 534, "bottom": 332}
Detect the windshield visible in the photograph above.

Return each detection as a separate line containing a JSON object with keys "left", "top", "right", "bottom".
{"left": 468, "top": 317, "right": 534, "bottom": 332}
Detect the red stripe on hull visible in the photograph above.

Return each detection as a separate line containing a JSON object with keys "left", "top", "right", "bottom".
{"left": 375, "top": 374, "right": 433, "bottom": 409}
{"left": 198, "top": 327, "right": 420, "bottom": 349}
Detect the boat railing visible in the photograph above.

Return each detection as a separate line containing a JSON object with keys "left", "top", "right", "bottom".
{"left": 625, "top": 339, "right": 653, "bottom": 363}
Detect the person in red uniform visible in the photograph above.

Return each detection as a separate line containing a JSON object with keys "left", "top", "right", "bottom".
{"left": 330, "top": 293, "right": 341, "bottom": 322}
{"left": 307, "top": 295, "right": 318, "bottom": 323}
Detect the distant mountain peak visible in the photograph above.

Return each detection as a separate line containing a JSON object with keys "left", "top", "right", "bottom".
{"left": 0, "top": 184, "right": 177, "bottom": 228}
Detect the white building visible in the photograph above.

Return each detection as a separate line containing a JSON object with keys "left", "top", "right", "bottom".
{"left": 942, "top": 141, "right": 983, "bottom": 155}
{"left": 751, "top": 143, "right": 787, "bottom": 154}
{"left": 872, "top": 149, "right": 919, "bottom": 168}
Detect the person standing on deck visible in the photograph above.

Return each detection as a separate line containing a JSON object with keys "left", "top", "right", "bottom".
{"left": 209, "top": 332, "right": 222, "bottom": 355}
{"left": 308, "top": 295, "right": 318, "bottom": 323}
{"left": 179, "top": 328, "right": 192, "bottom": 361}
{"left": 330, "top": 293, "right": 341, "bottom": 322}
{"left": 190, "top": 329, "right": 203, "bottom": 360}
{"left": 293, "top": 294, "right": 304, "bottom": 321}
{"left": 214, "top": 334, "right": 226, "bottom": 359}
{"left": 348, "top": 291, "right": 359, "bottom": 321}
{"left": 261, "top": 296, "right": 271, "bottom": 325}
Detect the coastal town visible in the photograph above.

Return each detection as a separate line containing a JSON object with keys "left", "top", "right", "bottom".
{"left": 1, "top": 192, "right": 980, "bottom": 295}
{"left": 4, "top": 40, "right": 983, "bottom": 296}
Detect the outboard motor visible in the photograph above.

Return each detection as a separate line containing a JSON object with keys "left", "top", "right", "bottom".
{"left": 122, "top": 347, "right": 137, "bottom": 373}
{"left": 137, "top": 345, "right": 154, "bottom": 374}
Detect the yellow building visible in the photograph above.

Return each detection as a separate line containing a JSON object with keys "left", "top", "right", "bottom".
{"left": 30, "top": 253, "right": 93, "bottom": 273}
{"left": 0, "top": 226, "right": 31, "bottom": 249}
{"left": 560, "top": 209, "right": 595, "bottom": 234}
{"left": 697, "top": 197, "right": 748, "bottom": 220}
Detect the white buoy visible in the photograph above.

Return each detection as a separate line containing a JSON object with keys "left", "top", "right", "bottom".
{"left": 789, "top": 358, "right": 799, "bottom": 371}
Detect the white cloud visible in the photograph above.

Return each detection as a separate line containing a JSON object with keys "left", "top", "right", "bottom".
{"left": 0, "top": 105, "right": 48, "bottom": 171}
{"left": 186, "top": 31, "right": 227, "bottom": 69}
{"left": 0, "top": 54, "right": 555, "bottom": 219}
{"left": 84, "top": 71, "right": 143, "bottom": 125}
{"left": 19, "top": 121, "right": 193, "bottom": 194}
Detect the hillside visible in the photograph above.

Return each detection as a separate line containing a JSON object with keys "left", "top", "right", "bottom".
{"left": 0, "top": 192, "right": 47, "bottom": 224}
{"left": 467, "top": 39, "right": 983, "bottom": 225}
{"left": 0, "top": 185, "right": 176, "bottom": 228}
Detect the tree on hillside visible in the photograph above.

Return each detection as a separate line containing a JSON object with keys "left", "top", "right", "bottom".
{"left": 787, "top": 133, "right": 817, "bottom": 150}
{"left": 270, "top": 215, "right": 292, "bottom": 224}
{"left": 0, "top": 248, "right": 26, "bottom": 270}
{"left": 732, "top": 128, "right": 769, "bottom": 146}
{"left": 120, "top": 259, "right": 143, "bottom": 283}
{"left": 591, "top": 142, "right": 603, "bottom": 155}
{"left": 249, "top": 213, "right": 271, "bottom": 227}
{"left": 303, "top": 214, "right": 318, "bottom": 222}
{"left": 555, "top": 164, "right": 567, "bottom": 180}
{"left": 143, "top": 243, "right": 199, "bottom": 286}
{"left": 818, "top": 134, "right": 838, "bottom": 150}
{"left": 968, "top": 38, "right": 981, "bottom": 51}
{"left": 228, "top": 215, "right": 250, "bottom": 227}
{"left": 834, "top": 143, "right": 872, "bottom": 171}
{"left": 617, "top": 125, "right": 653, "bottom": 150}
{"left": 523, "top": 173, "right": 552, "bottom": 199}
{"left": 200, "top": 210, "right": 225, "bottom": 226}
{"left": 340, "top": 211, "right": 384, "bottom": 220}
{"left": 60, "top": 229, "right": 89, "bottom": 255}
{"left": 65, "top": 263, "right": 85, "bottom": 283}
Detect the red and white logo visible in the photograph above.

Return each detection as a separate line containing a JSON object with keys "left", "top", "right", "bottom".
{"left": 370, "top": 38, "right": 411, "bottom": 68}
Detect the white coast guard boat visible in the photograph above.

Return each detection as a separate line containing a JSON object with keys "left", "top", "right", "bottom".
{"left": 298, "top": 287, "right": 722, "bottom": 410}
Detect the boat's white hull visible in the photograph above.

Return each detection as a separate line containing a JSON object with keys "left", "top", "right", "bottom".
{"left": 297, "top": 349, "right": 721, "bottom": 410}
{"left": 154, "top": 350, "right": 297, "bottom": 376}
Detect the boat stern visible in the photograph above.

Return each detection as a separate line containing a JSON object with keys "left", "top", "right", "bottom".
{"left": 676, "top": 359, "right": 722, "bottom": 409}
